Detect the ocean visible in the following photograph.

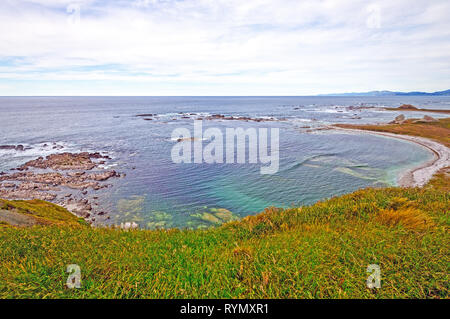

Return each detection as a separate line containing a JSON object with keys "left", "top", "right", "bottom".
{"left": 1, "top": 96, "right": 449, "bottom": 228}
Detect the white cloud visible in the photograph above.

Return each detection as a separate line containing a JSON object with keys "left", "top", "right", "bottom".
{"left": 0, "top": 0, "right": 449, "bottom": 95}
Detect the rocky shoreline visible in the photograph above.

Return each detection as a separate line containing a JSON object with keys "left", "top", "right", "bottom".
{"left": 136, "top": 112, "right": 285, "bottom": 122}
{"left": 0, "top": 151, "right": 121, "bottom": 223}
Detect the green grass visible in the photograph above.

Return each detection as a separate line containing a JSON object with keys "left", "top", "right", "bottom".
{"left": 0, "top": 199, "right": 88, "bottom": 227}
{"left": 0, "top": 180, "right": 448, "bottom": 299}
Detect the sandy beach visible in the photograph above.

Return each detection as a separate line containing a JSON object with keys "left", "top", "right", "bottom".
{"left": 332, "top": 126, "right": 450, "bottom": 187}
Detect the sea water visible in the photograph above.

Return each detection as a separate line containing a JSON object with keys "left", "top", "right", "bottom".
{"left": 0, "top": 96, "right": 448, "bottom": 228}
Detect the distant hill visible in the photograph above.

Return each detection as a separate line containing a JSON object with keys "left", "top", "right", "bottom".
{"left": 319, "top": 89, "right": 450, "bottom": 96}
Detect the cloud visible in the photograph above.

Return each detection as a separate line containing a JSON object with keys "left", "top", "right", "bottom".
{"left": 0, "top": 0, "right": 449, "bottom": 95}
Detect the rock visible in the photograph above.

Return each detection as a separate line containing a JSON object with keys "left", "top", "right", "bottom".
{"left": 1, "top": 183, "right": 15, "bottom": 188}
{"left": 0, "top": 145, "right": 16, "bottom": 150}
{"left": 0, "top": 145, "right": 25, "bottom": 151}
{"left": 191, "top": 208, "right": 239, "bottom": 226}
{"left": 0, "top": 151, "right": 122, "bottom": 223}
{"left": 390, "top": 114, "right": 406, "bottom": 124}
{"left": 177, "top": 137, "right": 197, "bottom": 143}
{"left": 136, "top": 114, "right": 154, "bottom": 117}
{"left": 64, "top": 199, "right": 92, "bottom": 218}
{"left": 67, "top": 172, "right": 85, "bottom": 177}
{"left": 398, "top": 104, "right": 418, "bottom": 110}
{"left": 0, "top": 188, "right": 57, "bottom": 201}
{"left": 120, "top": 222, "right": 139, "bottom": 230}
{"left": 87, "top": 170, "right": 118, "bottom": 181}
{"left": 412, "top": 115, "right": 439, "bottom": 124}
{"left": 423, "top": 115, "right": 438, "bottom": 122}
{"left": 18, "top": 152, "right": 113, "bottom": 171}
{"left": 395, "top": 114, "right": 405, "bottom": 122}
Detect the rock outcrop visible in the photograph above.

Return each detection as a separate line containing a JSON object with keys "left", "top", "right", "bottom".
{"left": 389, "top": 114, "right": 406, "bottom": 124}
{"left": 0, "top": 145, "right": 25, "bottom": 151}
{"left": 413, "top": 115, "right": 439, "bottom": 123}
{"left": 0, "top": 151, "right": 120, "bottom": 222}
{"left": 398, "top": 104, "right": 418, "bottom": 110}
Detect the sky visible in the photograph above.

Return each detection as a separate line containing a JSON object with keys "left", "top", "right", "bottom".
{"left": 0, "top": 0, "right": 449, "bottom": 96}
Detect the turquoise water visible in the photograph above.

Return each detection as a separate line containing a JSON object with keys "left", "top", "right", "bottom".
{"left": 0, "top": 96, "right": 446, "bottom": 228}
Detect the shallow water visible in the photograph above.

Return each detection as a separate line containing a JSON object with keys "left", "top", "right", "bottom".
{"left": 1, "top": 96, "right": 448, "bottom": 228}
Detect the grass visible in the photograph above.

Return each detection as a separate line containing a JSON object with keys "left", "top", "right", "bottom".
{"left": 0, "top": 178, "right": 448, "bottom": 299}
{"left": 0, "top": 199, "right": 88, "bottom": 228}
{"left": 384, "top": 107, "right": 450, "bottom": 114}
{"left": 0, "top": 119, "right": 449, "bottom": 299}
{"left": 334, "top": 118, "right": 450, "bottom": 147}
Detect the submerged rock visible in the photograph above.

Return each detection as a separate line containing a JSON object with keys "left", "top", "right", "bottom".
{"left": 190, "top": 207, "right": 240, "bottom": 228}
{"left": 0, "top": 145, "right": 25, "bottom": 151}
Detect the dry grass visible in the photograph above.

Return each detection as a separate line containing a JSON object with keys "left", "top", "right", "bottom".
{"left": 376, "top": 208, "right": 434, "bottom": 231}
{"left": 335, "top": 118, "right": 450, "bottom": 147}
{"left": 426, "top": 167, "right": 450, "bottom": 193}
{"left": 384, "top": 107, "right": 450, "bottom": 114}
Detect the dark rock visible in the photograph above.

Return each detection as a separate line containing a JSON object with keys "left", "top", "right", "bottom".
{"left": 398, "top": 104, "right": 418, "bottom": 110}
{"left": 136, "top": 114, "right": 154, "bottom": 117}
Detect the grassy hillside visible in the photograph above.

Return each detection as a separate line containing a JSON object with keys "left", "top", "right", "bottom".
{"left": 0, "top": 199, "right": 88, "bottom": 228}
{"left": 1, "top": 119, "right": 449, "bottom": 299}
{"left": 0, "top": 172, "right": 448, "bottom": 299}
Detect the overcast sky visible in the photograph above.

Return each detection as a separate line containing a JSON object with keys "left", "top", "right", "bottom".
{"left": 0, "top": 0, "right": 449, "bottom": 96}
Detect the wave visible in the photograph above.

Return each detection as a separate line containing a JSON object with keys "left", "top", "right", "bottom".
{"left": 279, "top": 153, "right": 340, "bottom": 173}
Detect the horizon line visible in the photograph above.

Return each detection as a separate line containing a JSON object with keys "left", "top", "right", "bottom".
{"left": 1, "top": 89, "right": 449, "bottom": 98}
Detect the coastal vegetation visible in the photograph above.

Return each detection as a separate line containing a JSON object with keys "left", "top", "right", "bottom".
{"left": 383, "top": 104, "right": 450, "bottom": 114}
{"left": 0, "top": 119, "right": 449, "bottom": 299}
{"left": 335, "top": 117, "right": 450, "bottom": 147}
